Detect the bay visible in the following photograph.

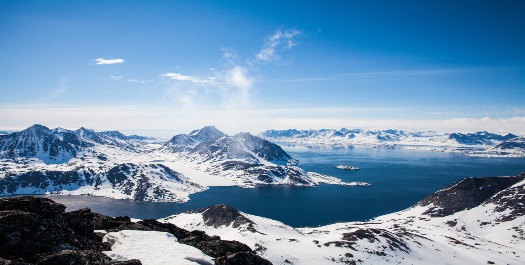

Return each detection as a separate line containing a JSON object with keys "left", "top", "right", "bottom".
{"left": 48, "top": 145, "right": 525, "bottom": 227}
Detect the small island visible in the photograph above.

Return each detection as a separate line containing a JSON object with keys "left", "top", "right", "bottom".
{"left": 336, "top": 165, "right": 360, "bottom": 170}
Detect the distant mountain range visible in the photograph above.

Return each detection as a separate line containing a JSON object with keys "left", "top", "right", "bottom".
{"left": 0, "top": 124, "right": 364, "bottom": 201}
{"left": 260, "top": 128, "right": 525, "bottom": 157}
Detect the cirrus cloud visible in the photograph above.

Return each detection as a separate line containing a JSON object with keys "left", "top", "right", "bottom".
{"left": 256, "top": 28, "right": 301, "bottom": 63}
{"left": 95, "top": 58, "right": 125, "bottom": 65}
{"left": 161, "top": 73, "right": 215, "bottom": 83}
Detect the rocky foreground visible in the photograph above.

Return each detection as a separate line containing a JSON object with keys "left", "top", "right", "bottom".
{"left": 0, "top": 196, "right": 271, "bottom": 265}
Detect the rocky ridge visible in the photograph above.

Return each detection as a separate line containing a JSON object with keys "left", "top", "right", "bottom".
{"left": 0, "top": 196, "right": 271, "bottom": 265}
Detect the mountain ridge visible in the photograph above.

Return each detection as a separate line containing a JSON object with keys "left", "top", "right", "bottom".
{"left": 0, "top": 124, "right": 363, "bottom": 201}
{"left": 260, "top": 128, "right": 525, "bottom": 157}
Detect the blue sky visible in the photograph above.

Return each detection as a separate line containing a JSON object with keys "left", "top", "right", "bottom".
{"left": 1, "top": 0, "right": 524, "bottom": 136}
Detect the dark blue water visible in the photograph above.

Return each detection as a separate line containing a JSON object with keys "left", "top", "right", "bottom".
{"left": 48, "top": 146, "right": 525, "bottom": 227}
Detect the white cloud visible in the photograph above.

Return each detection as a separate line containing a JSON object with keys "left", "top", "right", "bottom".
{"left": 256, "top": 28, "right": 301, "bottom": 62}
{"left": 110, "top": 75, "right": 123, "bottom": 81}
{"left": 95, "top": 58, "right": 125, "bottom": 65}
{"left": 160, "top": 28, "right": 299, "bottom": 111}
{"left": 221, "top": 47, "right": 237, "bottom": 60}
{"left": 227, "top": 66, "right": 253, "bottom": 90}
{"left": 161, "top": 73, "right": 215, "bottom": 83}
{"left": 126, "top": 79, "right": 149, "bottom": 84}
{"left": 161, "top": 73, "right": 195, "bottom": 81}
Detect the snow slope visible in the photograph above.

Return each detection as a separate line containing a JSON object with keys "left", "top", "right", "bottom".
{"left": 103, "top": 230, "right": 214, "bottom": 265}
{"left": 161, "top": 175, "right": 525, "bottom": 265}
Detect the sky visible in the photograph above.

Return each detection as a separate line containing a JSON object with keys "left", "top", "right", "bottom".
{"left": 1, "top": 0, "right": 524, "bottom": 137}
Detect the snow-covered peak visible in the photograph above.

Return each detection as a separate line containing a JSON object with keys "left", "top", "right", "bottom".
{"left": 100, "top": 130, "right": 128, "bottom": 140}
{"left": 188, "top": 125, "right": 226, "bottom": 143}
{"left": 19, "top": 124, "right": 53, "bottom": 137}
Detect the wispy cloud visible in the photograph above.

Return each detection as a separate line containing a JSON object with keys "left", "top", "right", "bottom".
{"left": 161, "top": 73, "right": 215, "bottom": 83}
{"left": 110, "top": 75, "right": 123, "bottom": 81}
{"left": 95, "top": 58, "right": 125, "bottom": 65}
{"left": 227, "top": 66, "right": 253, "bottom": 90}
{"left": 221, "top": 47, "right": 237, "bottom": 60}
{"left": 161, "top": 28, "right": 298, "bottom": 109}
{"left": 126, "top": 79, "right": 149, "bottom": 84}
{"left": 48, "top": 76, "right": 69, "bottom": 101}
{"left": 256, "top": 28, "right": 301, "bottom": 63}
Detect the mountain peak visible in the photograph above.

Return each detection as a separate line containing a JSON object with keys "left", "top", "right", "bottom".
{"left": 189, "top": 126, "right": 226, "bottom": 142}
{"left": 21, "top": 124, "right": 52, "bottom": 136}
{"left": 191, "top": 204, "right": 254, "bottom": 228}
{"left": 101, "top": 130, "right": 128, "bottom": 140}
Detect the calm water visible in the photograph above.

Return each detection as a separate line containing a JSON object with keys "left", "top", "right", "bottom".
{"left": 47, "top": 146, "right": 525, "bottom": 227}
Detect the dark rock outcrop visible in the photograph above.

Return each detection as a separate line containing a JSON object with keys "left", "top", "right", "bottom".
{"left": 418, "top": 175, "right": 525, "bottom": 217}
{"left": 485, "top": 172, "right": 525, "bottom": 221}
{"left": 0, "top": 196, "right": 66, "bottom": 216}
{"left": 215, "top": 251, "right": 273, "bottom": 265}
{"left": 0, "top": 196, "right": 139, "bottom": 265}
{"left": 33, "top": 250, "right": 112, "bottom": 265}
{"left": 192, "top": 204, "right": 254, "bottom": 228}
{"left": 0, "top": 197, "right": 272, "bottom": 264}
{"left": 178, "top": 230, "right": 252, "bottom": 258}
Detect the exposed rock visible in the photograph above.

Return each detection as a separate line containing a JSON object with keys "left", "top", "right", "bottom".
{"left": 0, "top": 196, "right": 66, "bottom": 216}
{"left": 214, "top": 251, "right": 273, "bottom": 265}
{"left": 33, "top": 250, "right": 111, "bottom": 265}
{"left": 418, "top": 175, "right": 525, "bottom": 217}
{"left": 485, "top": 173, "right": 525, "bottom": 221}
{"left": 342, "top": 229, "right": 409, "bottom": 253}
{"left": 192, "top": 204, "right": 254, "bottom": 228}
{"left": 0, "top": 196, "right": 136, "bottom": 264}
{"left": 0, "top": 257, "right": 32, "bottom": 265}
{"left": 179, "top": 231, "right": 253, "bottom": 258}
{"left": 93, "top": 214, "right": 131, "bottom": 230}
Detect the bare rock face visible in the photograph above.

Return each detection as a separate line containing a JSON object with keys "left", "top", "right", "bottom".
{"left": 417, "top": 175, "right": 525, "bottom": 217}
{"left": 33, "top": 250, "right": 112, "bottom": 265}
{"left": 0, "top": 197, "right": 272, "bottom": 264}
{"left": 0, "top": 196, "right": 66, "bottom": 216}
{"left": 178, "top": 230, "right": 253, "bottom": 258}
{"left": 193, "top": 204, "right": 255, "bottom": 228}
{"left": 0, "top": 196, "right": 139, "bottom": 265}
{"left": 214, "top": 251, "right": 273, "bottom": 265}
{"left": 485, "top": 172, "right": 525, "bottom": 221}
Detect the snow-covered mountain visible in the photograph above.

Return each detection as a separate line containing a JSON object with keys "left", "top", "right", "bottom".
{"left": 260, "top": 128, "right": 525, "bottom": 157}
{"left": 157, "top": 127, "right": 364, "bottom": 188}
{"left": 0, "top": 124, "right": 85, "bottom": 164}
{"left": 161, "top": 173, "right": 525, "bottom": 265}
{"left": 0, "top": 124, "right": 363, "bottom": 201}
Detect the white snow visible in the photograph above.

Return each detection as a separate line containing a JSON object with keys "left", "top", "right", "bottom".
{"left": 159, "top": 180, "right": 525, "bottom": 265}
{"left": 103, "top": 230, "right": 214, "bottom": 265}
